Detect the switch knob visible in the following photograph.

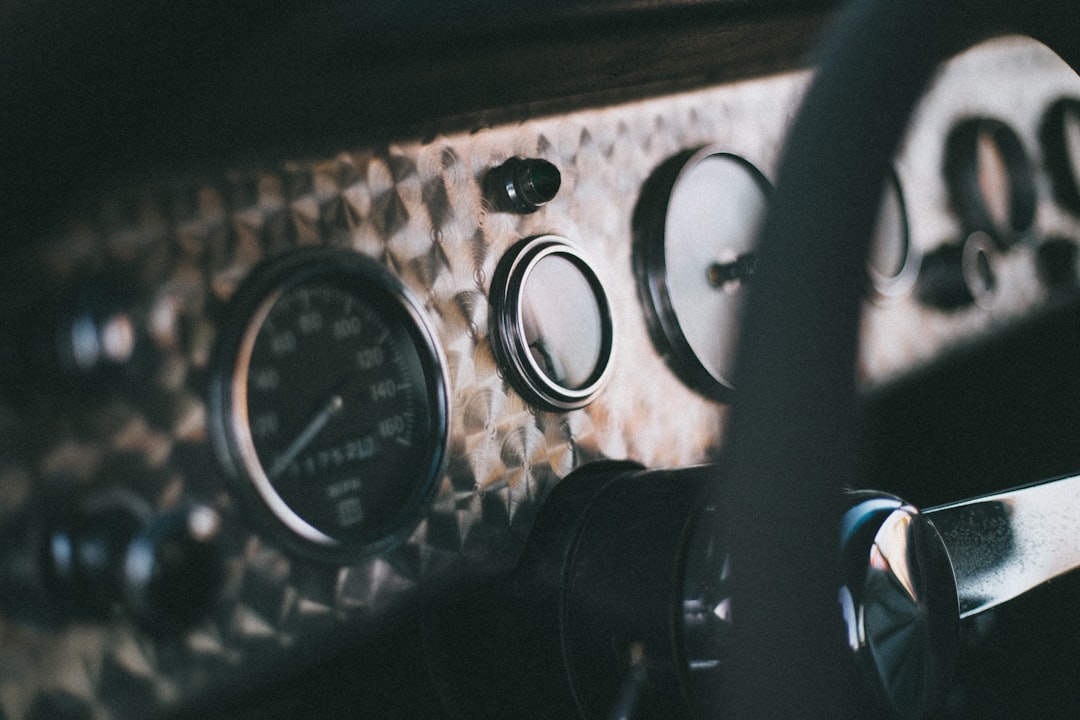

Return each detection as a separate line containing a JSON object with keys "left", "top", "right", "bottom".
{"left": 124, "top": 504, "right": 224, "bottom": 634}
{"left": 5, "top": 490, "right": 223, "bottom": 634}
{"left": 916, "top": 232, "right": 996, "bottom": 310}
{"left": 485, "top": 158, "right": 561, "bottom": 213}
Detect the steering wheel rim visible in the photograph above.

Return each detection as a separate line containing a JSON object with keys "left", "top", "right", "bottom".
{"left": 720, "top": 1, "right": 1080, "bottom": 717}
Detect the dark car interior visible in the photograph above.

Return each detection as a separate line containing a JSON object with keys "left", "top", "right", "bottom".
{"left": 3, "top": 1, "right": 1080, "bottom": 718}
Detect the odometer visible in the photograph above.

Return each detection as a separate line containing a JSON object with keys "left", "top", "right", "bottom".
{"left": 210, "top": 248, "right": 449, "bottom": 559}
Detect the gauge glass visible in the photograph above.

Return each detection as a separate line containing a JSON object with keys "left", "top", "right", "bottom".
{"left": 519, "top": 254, "right": 605, "bottom": 390}
{"left": 976, "top": 130, "right": 1012, "bottom": 231}
{"left": 867, "top": 170, "right": 919, "bottom": 300}
{"left": 633, "top": 148, "right": 772, "bottom": 400}
{"left": 490, "top": 236, "right": 613, "bottom": 411}
{"left": 213, "top": 249, "right": 448, "bottom": 557}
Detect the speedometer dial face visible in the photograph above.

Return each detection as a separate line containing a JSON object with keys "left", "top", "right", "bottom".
{"left": 211, "top": 248, "right": 449, "bottom": 559}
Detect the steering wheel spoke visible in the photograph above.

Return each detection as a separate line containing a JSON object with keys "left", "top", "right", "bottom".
{"left": 836, "top": 472, "right": 1080, "bottom": 719}
{"left": 926, "top": 474, "right": 1080, "bottom": 619}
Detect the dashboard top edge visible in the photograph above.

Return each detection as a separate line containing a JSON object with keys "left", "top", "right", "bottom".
{"left": 0, "top": 7, "right": 831, "bottom": 259}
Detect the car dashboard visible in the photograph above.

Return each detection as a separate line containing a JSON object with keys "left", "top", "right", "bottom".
{"left": 2, "top": 3, "right": 1080, "bottom": 718}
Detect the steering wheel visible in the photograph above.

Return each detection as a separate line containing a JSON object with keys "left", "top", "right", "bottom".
{"left": 721, "top": 0, "right": 1080, "bottom": 717}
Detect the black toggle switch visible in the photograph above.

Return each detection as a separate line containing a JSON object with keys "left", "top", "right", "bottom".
{"left": 485, "top": 157, "right": 561, "bottom": 213}
{"left": 52, "top": 282, "right": 141, "bottom": 376}
{"left": 40, "top": 490, "right": 150, "bottom": 620}
{"left": 1, "top": 490, "right": 223, "bottom": 635}
{"left": 123, "top": 503, "right": 224, "bottom": 635}
{"left": 917, "top": 232, "right": 997, "bottom": 311}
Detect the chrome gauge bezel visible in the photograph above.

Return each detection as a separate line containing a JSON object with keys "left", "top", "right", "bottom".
{"left": 867, "top": 167, "right": 921, "bottom": 301}
{"left": 208, "top": 247, "right": 450, "bottom": 562}
{"left": 489, "top": 236, "right": 615, "bottom": 411}
{"left": 632, "top": 146, "right": 773, "bottom": 402}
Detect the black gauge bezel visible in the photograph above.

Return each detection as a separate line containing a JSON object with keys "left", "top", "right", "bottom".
{"left": 208, "top": 247, "right": 450, "bottom": 563}
{"left": 867, "top": 167, "right": 921, "bottom": 301}
{"left": 1040, "top": 97, "right": 1080, "bottom": 216}
{"left": 943, "top": 117, "right": 1037, "bottom": 248}
{"left": 632, "top": 146, "right": 773, "bottom": 402}
{"left": 488, "top": 235, "right": 614, "bottom": 412}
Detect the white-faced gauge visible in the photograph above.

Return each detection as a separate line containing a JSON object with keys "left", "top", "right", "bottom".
{"left": 633, "top": 147, "right": 772, "bottom": 401}
{"left": 944, "top": 117, "right": 1036, "bottom": 248}
{"left": 209, "top": 247, "right": 449, "bottom": 560}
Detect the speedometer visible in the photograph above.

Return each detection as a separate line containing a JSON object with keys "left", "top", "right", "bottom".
{"left": 210, "top": 247, "right": 449, "bottom": 560}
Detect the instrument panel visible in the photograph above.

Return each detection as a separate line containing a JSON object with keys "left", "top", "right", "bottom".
{"left": 1, "top": 35, "right": 1079, "bottom": 720}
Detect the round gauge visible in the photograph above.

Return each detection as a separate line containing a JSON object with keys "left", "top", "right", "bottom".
{"left": 210, "top": 247, "right": 449, "bottom": 559}
{"left": 633, "top": 147, "right": 772, "bottom": 401}
{"left": 1040, "top": 97, "right": 1080, "bottom": 216}
{"left": 867, "top": 168, "right": 920, "bottom": 300}
{"left": 489, "top": 236, "right": 614, "bottom": 411}
{"left": 943, "top": 117, "right": 1036, "bottom": 248}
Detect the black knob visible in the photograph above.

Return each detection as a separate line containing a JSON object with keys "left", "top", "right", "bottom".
{"left": 13, "top": 490, "right": 223, "bottom": 634}
{"left": 485, "top": 158, "right": 561, "bottom": 213}
{"left": 422, "top": 461, "right": 704, "bottom": 719}
{"left": 52, "top": 282, "right": 141, "bottom": 376}
{"left": 916, "top": 232, "right": 997, "bottom": 310}
{"left": 40, "top": 490, "right": 150, "bottom": 620}
{"left": 2, "top": 282, "right": 141, "bottom": 408}
{"left": 124, "top": 504, "right": 224, "bottom": 634}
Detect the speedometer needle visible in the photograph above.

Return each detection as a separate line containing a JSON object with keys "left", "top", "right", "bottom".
{"left": 268, "top": 394, "right": 344, "bottom": 481}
